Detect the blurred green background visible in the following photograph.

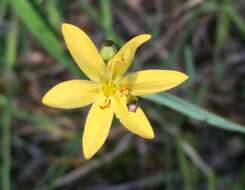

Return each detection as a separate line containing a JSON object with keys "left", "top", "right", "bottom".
{"left": 1, "top": 0, "right": 245, "bottom": 189}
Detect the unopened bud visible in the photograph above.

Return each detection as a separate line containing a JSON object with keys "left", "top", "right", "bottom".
{"left": 100, "top": 40, "right": 117, "bottom": 62}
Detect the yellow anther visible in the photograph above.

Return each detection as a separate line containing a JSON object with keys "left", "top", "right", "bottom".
{"left": 120, "top": 87, "right": 130, "bottom": 96}
{"left": 99, "top": 98, "right": 111, "bottom": 109}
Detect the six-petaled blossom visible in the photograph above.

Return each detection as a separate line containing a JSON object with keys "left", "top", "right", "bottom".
{"left": 42, "top": 23, "right": 188, "bottom": 159}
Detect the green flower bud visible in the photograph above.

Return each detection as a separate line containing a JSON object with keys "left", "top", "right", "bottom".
{"left": 100, "top": 40, "right": 117, "bottom": 62}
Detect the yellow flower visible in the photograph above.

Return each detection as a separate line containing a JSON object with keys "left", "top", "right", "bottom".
{"left": 42, "top": 23, "right": 188, "bottom": 159}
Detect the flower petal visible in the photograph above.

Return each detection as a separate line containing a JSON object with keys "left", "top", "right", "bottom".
{"left": 113, "top": 97, "right": 154, "bottom": 139}
{"left": 62, "top": 23, "right": 106, "bottom": 81}
{"left": 42, "top": 80, "right": 98, "bottom": 109}
{"left": 82, "top": 98, "right": 113, "bottom": 159}
{"left": 120, "top": 70, "right": 188, "bottom": 96}
{"left": 107, "top": 34, "right": 151, "bottom": 82}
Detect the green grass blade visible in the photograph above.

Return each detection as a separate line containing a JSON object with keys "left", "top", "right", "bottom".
{"left": 213, "top": 9, "right": 230, "bottom": 82}
{"left": 0, "top": 0, "right": 8, "bottom": 21}
{"left": 78, "top": 0, "right": 102, "bottom": 27}
{"left": 1, "top": 98, "right": 12, "bottom": 190}
{"left": 207, "top": 170, "right": 216, "bottom": 190}
{"left": 5, "top": 16, "right": 18, "bottom": 67}
{"left": 200, "top": 1, "right": 219, "bottom": 13}
{"left": 99, "top": 0, "right": 113, "bottom": 39}
{"left": 78, "top": 0, "right": 123, "bottom": 45}
{"left": 184, "top": 46, "right": 196, "bottom": 82}
{"left": 0, "top": 95, "right": 75, "bottom": 139}
{"left": 9, "top": 0, "right": 80, "bottom": 76}
{"left": 1, "top": 15, "right": 18, "bottom": 190}
{"left": 46, "top": 0, "right": 63, "bottom": 29}
{"left": 223, "top": 3, "right": 245, "bottom": 37}
{"left": 144, "top": 93, "right": 245, "bottom": 133}
{"left": 177, "top": 138, "right": 193, "bottom": 190}
{"left": 164, "top": 11, "right": 196, "bottom": 68}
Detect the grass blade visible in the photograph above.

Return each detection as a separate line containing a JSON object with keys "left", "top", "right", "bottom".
{"left": 177, "top": 138, "right": 193, "bottom": 190}
{"left": 9, "top": 0, "right": 80, "bottom": 76}
{"left": 0, "top": 0, "right": 8, "bottom": 21}
{"left": 223, "top": 3, "right": 245, "bottom": 37}
{"left": 1, "top": 98, "right": 12, "bottom": 190}
{"left": 46, "top": 0, "right": 63, "bottom": 29}
{"left": 144, "top": 93, "right": 245, "bottom": 134}
{"left": 213, "top": 9, "right": 230, "bottom": 82}
{"left": 78, "top": 0, "right": 123, "bottom": 45}
{"left": 1, "top": 15, "right": 18, "bottom": 190}
{"left": 0, "top": 95, "right": 75, "bottom": 140}
{"left": 99, "top": 0, "right": 113, "bottom": 39}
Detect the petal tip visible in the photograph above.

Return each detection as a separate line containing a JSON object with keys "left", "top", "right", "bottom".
{"left": 83, "top": 153, "right": 93, "bottom": 160}
{"left": 145, "top": 131, "right": 155, "bottom": 139}
{"left": 181, "top": 73, "right": 189, "bottom": 82}
{"left": 61, "top": 23, "right": 69, "bottom": 31}
{"left": 41, "top": 94, "right": 49, "bottom": 105}
{"left": 41, "top": 93, "right": 54, "bottom": 108}
{"left": 83, "top": 146, "right": 95, "bottom": 160}
{"left": 141, "top": 34, "right": 152, "bottom": 42}
{"left": 174, "top": 71, "right": 189, "bottom": 84}
{"left": 145, "top": 34, "right": 152, "bottom": 40}
{"left": 61, "top": 23, "right": 78, "bottom": 33}
{"left": 133, "top": 34, "right": 152, "bottom": 45}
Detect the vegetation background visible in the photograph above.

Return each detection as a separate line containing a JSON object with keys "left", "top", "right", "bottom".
{"left": 1, "top": 0, "right": 245, "bottom": 189}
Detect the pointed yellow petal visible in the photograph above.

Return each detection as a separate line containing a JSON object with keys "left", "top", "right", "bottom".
{"left": 82, "top": 98, "right": 113, "bottom": 159}
{"left": 42, "top": 80, "right": 98, "bottom": 109}
{"left": 113, "top": 97, "right": 154, "bottom": 139}
{"left": 62, "top": 23, "right": 106, "bottom": 81}
{"left": 107, "top": 34, "right": 151, "bottom": 82}
{"left": 120, "top": 70, "right": 188, "bottom": 96}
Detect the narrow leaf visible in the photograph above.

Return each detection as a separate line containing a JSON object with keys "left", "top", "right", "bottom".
{"left": 9, "top": 0, "right": 80, "bottom": 76}
{"left": 144, "top": 93, "right": 245, "bottom": 134}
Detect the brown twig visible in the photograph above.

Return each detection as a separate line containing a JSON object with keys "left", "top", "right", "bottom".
{"left": 140, "top": 14, "right": 188, "bottom": 62}
{"left": 54, "top": 134, "right": 133, "bottom": 188}
{"left": 114, "top": 7, "right": 143, "bottom": 35}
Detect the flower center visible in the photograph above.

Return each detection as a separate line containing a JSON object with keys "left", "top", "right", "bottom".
{"left": 100, "top": 83, "right": 138, "bottom": 112}
{"left": 101, "top": 82, "right": 117, "bottom": 97}
{"left": 98, "top": 82, "right": 117, "bottom": 109}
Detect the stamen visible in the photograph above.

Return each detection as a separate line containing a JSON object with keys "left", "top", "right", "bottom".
{"left": 120, "top": 87, "right": 130, "bottom": 96}
{"left": 99, "top": 99, "right": 111, "bottom": 109}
